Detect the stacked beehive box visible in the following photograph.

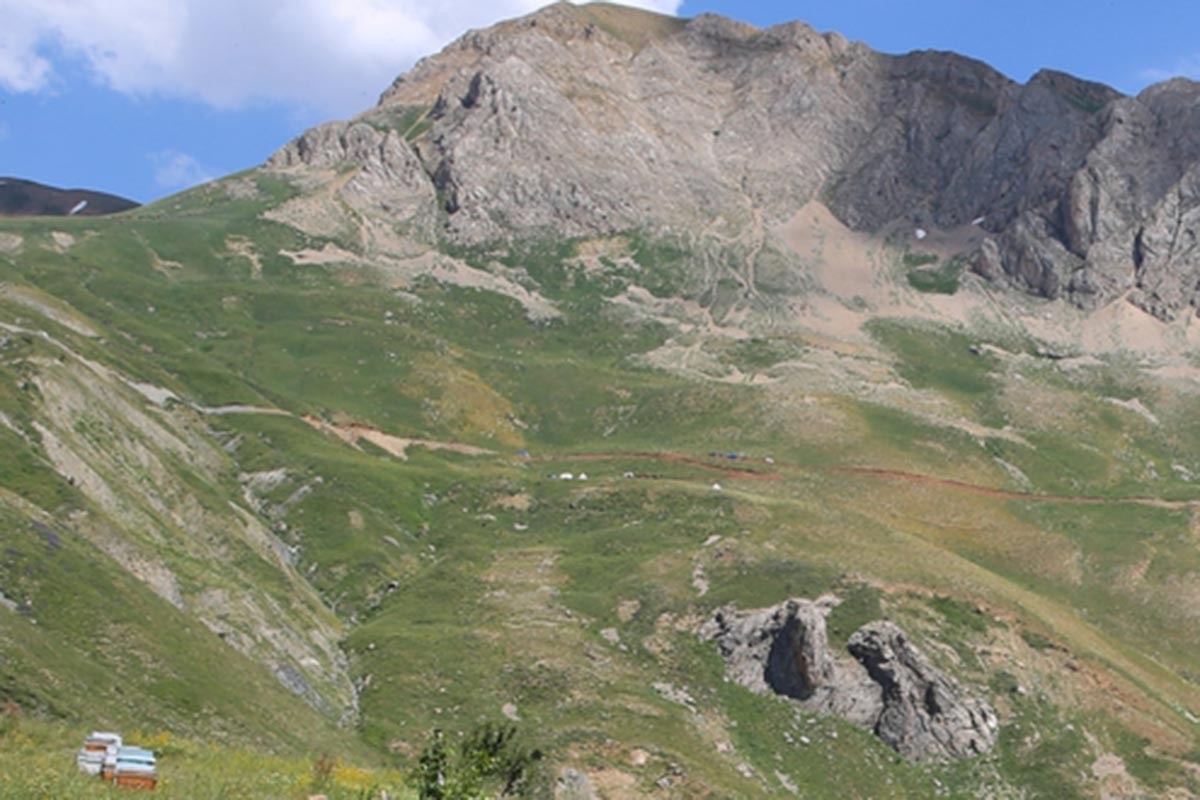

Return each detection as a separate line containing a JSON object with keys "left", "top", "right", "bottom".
{"left": 76, "top": 732, "right": 121, "bottom": 776}
{"left": 111, "top": 747, "right": 157, "bottom": 789}
{"left": 77, "top": 732, "right": 157, "bottom": 790}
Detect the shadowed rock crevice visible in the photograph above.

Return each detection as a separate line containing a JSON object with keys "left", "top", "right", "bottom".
{"left": 702, "top": 598, "right": 998, "bottom": 761}
{"left": 765, "top": 612, "right": 831, "bottom": 700}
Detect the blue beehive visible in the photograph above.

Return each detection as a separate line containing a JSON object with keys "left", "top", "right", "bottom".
{"left": 107, "top": 745, "right": 158, "bottom": 789}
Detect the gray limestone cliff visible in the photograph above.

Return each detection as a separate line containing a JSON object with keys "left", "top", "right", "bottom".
{"left": 269, "top": 2, "right": 1200, "bottom": 320}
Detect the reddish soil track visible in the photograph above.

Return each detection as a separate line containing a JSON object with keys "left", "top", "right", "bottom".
{"left": 816, "top": 465, "right": 1198, "bottom": 508}
{"left": 555, "top": 450, "right": 782, "bottom": 480}
{"left": 540, "top": 451, "right": 1200, "bottom": 509}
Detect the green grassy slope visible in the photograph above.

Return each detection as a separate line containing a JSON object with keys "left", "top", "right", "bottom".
{"left": 0, "top": 172, "right": 1196, "bottom": 797}
{"left": 0, "top": 496, "right": 359, "bottom": 756}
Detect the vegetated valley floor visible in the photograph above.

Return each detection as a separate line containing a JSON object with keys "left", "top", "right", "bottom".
{"left": 0, "top": 174, "right": 1197, "bottom": 798}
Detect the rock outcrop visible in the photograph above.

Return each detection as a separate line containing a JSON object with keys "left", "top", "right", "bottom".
{"left": 268, "top": 2, "right": 1200, "bottom": 319}
{"left": 702, "top": 598, "right": 998, "bottom": 761}
{"left": 848, "top": 621, "right": 999, "bottom": 760}
{"left": 267, "top": 120, "right": 439, "bottom": 243}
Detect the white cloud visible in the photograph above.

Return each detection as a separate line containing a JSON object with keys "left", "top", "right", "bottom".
{"left": 151, "top": 149, "right": 217, "bottom": 189}
{"left": 0, "top": 5, "right": 55, "bottom": 92}
{"left": 0, "top": 0, "right": 684, "bottom": 116}
{"left": 1139, "top": 54, "right": 1200, "bottom": 87}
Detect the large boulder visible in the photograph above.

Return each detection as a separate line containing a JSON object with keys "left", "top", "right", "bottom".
{"left": 703, "top": 598, "right": 998, "bottom": 761}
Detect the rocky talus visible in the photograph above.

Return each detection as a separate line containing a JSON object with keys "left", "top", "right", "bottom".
{"left": 701, "top": 598, "right": 999, "bottom": 761}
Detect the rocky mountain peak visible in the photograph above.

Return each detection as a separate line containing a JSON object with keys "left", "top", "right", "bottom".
{"left": 270, "top": 2, "right": 1200, "bottom": 321}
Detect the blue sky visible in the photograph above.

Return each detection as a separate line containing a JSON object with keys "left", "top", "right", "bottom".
{"left": 1, "top": 0, "right": 1196, "bottom": 205}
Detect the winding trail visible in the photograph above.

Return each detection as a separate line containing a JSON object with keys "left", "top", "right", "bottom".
{"left": 86, "top": 353, "right": 1197, "bottom": 511}
{"left": 537, "top": 449, "right": 1200, "bottom": 510}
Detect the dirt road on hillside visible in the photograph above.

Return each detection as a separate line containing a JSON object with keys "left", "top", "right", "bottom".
{"left": 539, "top": 450, "right": 1200, "bottom": 510}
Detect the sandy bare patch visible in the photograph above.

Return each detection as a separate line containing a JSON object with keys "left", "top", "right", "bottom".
{"left": 239, "top": 468, "right": 289, "bottom": 513}
{"left": 1125, "top": 554, "right": 1154, "bottom": 585}
{"left": 1106, "top": 397, "right": 1160, "bottom": 426}
{"left": 586, "top": 767, "right": 638, "bottom": 797}
{"left": 617, "top": 599, "right": 641, "bottom": 623}
{"left": 0, "top": 233, "right": 22, "bottom": 254}
{"left": 998, "top": 377, "right": 1086, "bottom": 434}
{"left": 280, "top": 245, "right": 561, "bottom": 322}
{"left": 771, "top": 204, "right": 1200, "bottom": 360}
{"left": 1146, "top": 363, "right": 1200, "bottom": 392}
{"left": 31, "top": 421, "right": 122, "bottom": 511}
{"left": 776, "top": 201, "right": 884, "bottom": 302}
{"left": 384, "top": 252, "right": 561, "bottom": 321}
{"left": 637, "top": 339, "right": 732, "bottom": 381}
{"left": 148, "top": 249, "right": 183, "bottom": 276}
{"left": 479, "top": 549, "right": 599, "bottom": 669}
{"left": 279, "top": 242, "right": 366, "bottom": 267}
{"left": 483, "top": 550, "right": 570, "bottom": 627}
{"left": 569, "top": 236, "right": 640, "bottom": 276}
{"left": 493, "top": 492, "right": 532, "bottom": 511}
{"left": 1091, "top": 752, "right": 1140, "bottom": 799}
{"left": 125, "top": 381, "right": 179, "bottom": 407}
{"left": 574, "top": 236, "right": 631, "bottom": 260}
{"left": 128, "top": 230, "right": 185, "bottom": 276}
{"left": 1079, "top": 295, "right": 1183, "bottom": 354}
{"left": 0, "top": 284, "right": 100, "bottom": 338}
{"left": 995, "top": 457, "right": 1032, "bottom": 487}
{"left": 791, "top": 294, "right": 871, "bottom": 341}
{"left": 49, "top": 231, "right": 75, "bottom": 250}
{"left": 0, "top": 410, "right": 22, "bottom": 438}
{"left": 301, "top": 415, "right": 495, "bottom": 460}
{"left": 609, "top": 284, "right": 750, "bottom": 338}
{"left": 196, "top": 404, "right": 291, "bottom": 416}
{"left": 263, "top": 169, "right": 359, "bottom": 240}
{"left": 226, "top": 236, "right": 264, "bottom": 279}
{"left": 947, "top": 418, "right": 1032, "bottom": 447}
{"left": 222, "top": 176, "right": 261, "bottom": 200}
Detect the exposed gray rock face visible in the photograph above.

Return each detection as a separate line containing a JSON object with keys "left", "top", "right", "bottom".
{"left": 702, "top": 598, "right": 998, "bottom": 761}
{"left": 268, "top": 119, "right": 439, "bottom": 240}
{"left": 848, "top": 621, "right": 999, "bottom": 760}
{"left": 269, "top": 2, "right": 1200, "bottom": 319}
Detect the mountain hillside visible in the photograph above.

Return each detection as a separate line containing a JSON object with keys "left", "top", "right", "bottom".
{"left": 278, "top": 1, "right": 1200, "bottom": 323}
{"left": 0, "top": 178, "right": 139, "bottom": 217}
{"left": 0, "top": 3, "right": 1198, "bottom": 798}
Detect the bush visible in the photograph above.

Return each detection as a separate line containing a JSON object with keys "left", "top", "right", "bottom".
{"left": 1020, "top": 629, "right": 1057, "bottom": 651}
{"left": 414, "top": 723, "right": 542, "bottom": 799}
{"left": 906, "top": 255, "right": 966, "bottom": 294}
